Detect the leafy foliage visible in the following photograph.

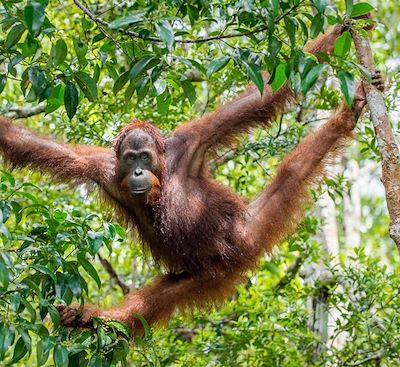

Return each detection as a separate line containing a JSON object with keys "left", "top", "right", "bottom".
{"left": 0, "top": 0, "right": 375, "bottom": 118}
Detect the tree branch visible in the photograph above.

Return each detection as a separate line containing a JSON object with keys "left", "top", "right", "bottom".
{"left": 273, "top": 255, "right": 305, "bottom": 291}
{"left": 351, "top": 27, "right": 400, "bottom": 250}
{"left": 97, "top": 254, "right": 130, "bottom": 295}
{"left": 73, "top": 0, "right": 306, "bottom": 44}
{"left": 344, "top": 349, "right": 384, "bottom": 366}
{"left": 5, "top": 103, "right": 46, "bottom": 119}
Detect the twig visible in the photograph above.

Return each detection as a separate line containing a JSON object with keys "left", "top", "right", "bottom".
{"left": 274, "top": 114, "right": 284, "bottom": 138}
{"left": 97, "top": 253, "right": 130, "bottom": 295}
{"left": 73, "top": 0, "right": 306, "bottom": 44}
{"left": 5, "top": 103, "right": 46, "bottom": 119}
{"left": 344, "top": 349, "right": 384, "bottom": 366}
{"left": 273, "top": 255, "right": 305, "bottom": 291}
{"left": 351, "top": 26, "right": 400, "bottom": 250}
{"left": 210, "top": 149, "right": 238, "bottom": 168}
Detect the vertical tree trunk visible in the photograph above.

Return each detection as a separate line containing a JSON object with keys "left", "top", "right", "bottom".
{"left": 343, "top": 158, "right": 361, "bottom": 251}
{"left": 304, "top": 192, "right": 339, "bottom": 362}
{"left": 351, "top": 28, "right": 400, "bottom": 250}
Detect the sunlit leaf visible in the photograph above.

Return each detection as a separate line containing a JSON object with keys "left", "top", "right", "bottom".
{"left": 50, "top": 39, "right": 68, "bottom": 66}
{"left": 74, "top": 71, "right": 97, "bottom": 101}
{"left": 350, "top": 2, "right": 374, "bottom": 18}
{"left": 270, "top": 62, "right": 287, "bottom": 92}
{"left": 5, "top": 24, "right": 26, "bottom": 49}
{"left": 109, "top": 11, "right": 145, "bottom": 29}
{"left": 207, "top": 56, "right": 231, "bottom": 77}
{"left": 54, "top": 345, "right": 69, "bottom": 367}
{"left": 244, "top": 62, "right": 264, "bottom": 95}
{"left": 24, "top": 2, "right": 45, "bottom": 36}
{"left": 64, "top": 82, "right": 78, "bottom": 119}
{"left": 155, "top": 20, "right": 175, "bottom": 50}
{"left": 338, "top": 70, "right": 356, "bottom": 106}
{"left": 129, "top": 56, "right": 159, "bottom": 80}
{"left": 334, "top": 31, "right": 352, "bottom": 58}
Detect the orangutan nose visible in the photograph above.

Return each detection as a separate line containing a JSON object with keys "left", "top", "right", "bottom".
{"left": 134, "top": 168, "right": 143, "bottom": 176}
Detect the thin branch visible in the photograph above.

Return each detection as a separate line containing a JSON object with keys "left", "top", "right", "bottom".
{"left": 5, "top": 103, "right": 46, "bottom": 119}
{"left": 351, "top": 26, "right": 400, "bottom": 250}
{"left": 344, "top": 350, "right": 384, "bottom": 366}
{"left": 97, "top": 253, "right": 130, "bottom": 295}
{"left": 273, "top": 255, "right": 305, "bottom": 291}
{"left": 210, "top": 149, "right": 238, "bottom": 168}
{"left": 73, "top": 0, "right": 306, "bottom": 44}
{"left": 274, "top": 114, "right": 284, "bottom": 138}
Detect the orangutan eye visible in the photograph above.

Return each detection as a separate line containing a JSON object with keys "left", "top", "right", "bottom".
{"left": 140, "top": 152, "right": 149, "bottom": 161}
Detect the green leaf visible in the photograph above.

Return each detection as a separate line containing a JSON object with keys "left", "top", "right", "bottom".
{"left": 113, "top": 71, "right": 130, "bottom": 94}
{"left": 132, "top": 312, "right": 152, "bottom": 340}
{"left": 129, "top": 56, "right": 159, "bottom": 80}
{"left": 154, "top": 79, "right": 167, "bottom": 95}
{"left": 88, "top": 355, "right": 104, "bottom": 367}
{"left": 264, "top": 262, "right": 280, "bottom": 276}
{"left": 136, "top": 77, "right": 149, "bottom": 102}
{"left": 334, "top": 31, "right": 352, "bottom": 58}
{"left": 301, "top": 64, "right": 327, "bottom": 95}
{"left": 338, "top": 70, "right": 356, "bottom": 106}
{"left": 109, "top": 11, "right": 145, "bottom": 29}
{"left": 50, "top": 39, "right": 68, "bottom": 67}
{"left": 284, "top": 17, "right": 296, "bottom": 46}
{"left": 312, "top": 0, "right": 327, "bottom": 13}
{"left": 46, "top": 83, "right": 64, "bottom": 113}
{"left": 0, "top": 261, "right": 9, "bottom": 290}
{"left": 107, "top": 321, "right": 130, "bottom": 338}
{"left": 78, "top": 254, "right": 101, "bottom": 289}
{"left": 64, "top": 82, "right": 78, "bottom": 119}
{"left": 47, "top": 304, "right": 61, "bottom": 328}
{"left": 28, "top": 66, "right": 48, "bottom": 98}
{"left": 356, "top": 64, "right": 372, "bottom": 83}
{"left": 112, "top": 340, "right": 129, "bottom": 363}
{"left": 32, "top": 264, "right": 57, "bottom": 282}
{"left": 54, "top": 345, "right": 69, "bottom": 367}
{"left": 156, "top": 91, "right": 171, "bottom": 115}
{"left": 268, "top": 36, "right": 282, "bottom": 59}
{"left": 271, "top": 0, "right": 279, "bottom": 16}
{"left": 310, "top": 14, "right": 324, "bottom": 38}
{"left": 207, "top": 56, "right": 230, "bottom": 77}
{"left": 36, "top": 340, "right": 49, "bottom": 366}
{"left": 124, "top": 80, "right": 136, "bottom": 103}
{"left": 73, "top": 39, "right": 88, "bottom": 61}
{"left": 87, "top": 231, "right": 103, "bottom": 255}
{"left": 24, "top": 2, "right": 45, "bottom": 35}
{"left": 5, "top": 24, "right": 26, "bottom": 49}
{"left": 350, "top": 2, "right": 374, "bottom": 18}
{"left": 21, "top": 34, "right": 39, "bottom": 57}
{"left": 244, "top": 62, "right": 264, "bottom": 95}
{"left": 74, "top": 71, "right": 98, "bottom": 101}
{"left": 0, "top": 75, "right": 6, "bottom": 95}
{"left": 20, "top": 298, "right": 36, "bottom": 323}
{"left": 346, "top": 0, "right": 354, "bottom": 15}
{"left": 0, "top": 326, "right": 15, "bottom": 359}
{"left": 8, "top": 337, "right": 27, "bottom": 365}
{"left": 270, "top": 62, "right": 287, "bottom": 92}
{"left": 181, "top": 80, "right": 196, "bottom": 104}
{"left": 155, "top": 20, "right": 175, "bottom": 50}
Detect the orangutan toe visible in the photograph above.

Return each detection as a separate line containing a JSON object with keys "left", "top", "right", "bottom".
{"left": 57, "top": 304, "right": 83, "bottom": 327}
{"left": 371, "top": 70, "right": 385, "bottom": 92}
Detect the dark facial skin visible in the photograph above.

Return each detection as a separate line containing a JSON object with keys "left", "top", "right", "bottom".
{"left": 119, "top": 130, "right": 161, "bottom": 196}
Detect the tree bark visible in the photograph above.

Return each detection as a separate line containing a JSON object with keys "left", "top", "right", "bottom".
{"left": 351, "top": 28, "right": 400, "bottom": 250}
